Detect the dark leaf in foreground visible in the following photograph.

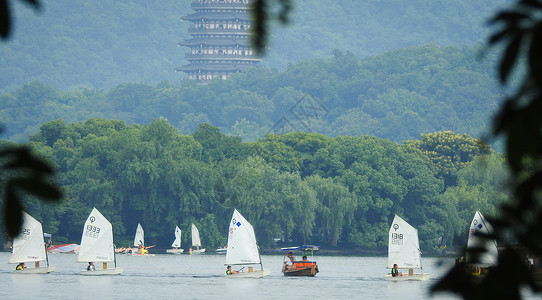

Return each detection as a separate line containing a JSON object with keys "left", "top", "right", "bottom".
{"left": 0, "top": 0, "right": 10, "bottom": 38}
{"left": 3, "top": 186, "right": 23, "bottom": 238}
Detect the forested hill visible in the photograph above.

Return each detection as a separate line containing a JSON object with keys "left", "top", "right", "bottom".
{"left": 0, "top": 0, "right": 512, "bottom": 91}
{"left": 0, "top": 120, "right": 507, "bottom": 252}
{"left": 0, "top": 44, "right": 503, "bottom": 146}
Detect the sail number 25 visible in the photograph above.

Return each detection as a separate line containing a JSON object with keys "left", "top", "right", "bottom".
{"left": 85, "top": 225, "right": 101, "bottom": 239}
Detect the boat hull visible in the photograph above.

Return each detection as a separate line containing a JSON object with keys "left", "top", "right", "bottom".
{"left": 80, "top": 267, "right": 124, "bottom": 276}
{"left": 385, "top": 273, "right": 431, "bottom": 281}
{"left": 191, "top": 249, "right": 206, "bottom": 255}
{"left": 215, "top": 248, "right": 227, "bottom": 254}
{"left": 283, "top": 266, "right": 319, "bottom": 277}
{"left": 226, "top": 269, "right": 270, "bottom": 278}
{"left": 132, "top": 253, "right": 155, "bottom": 257}
{"left": 166, "top": 249, "right": 184, "bottom": 254}
{"left": 14, "top": 265, "right": 56, "bottom": 274}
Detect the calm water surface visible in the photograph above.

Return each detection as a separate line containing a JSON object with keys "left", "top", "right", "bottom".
{"left": 0, "top": 252, "right": 536, "bottom": 299}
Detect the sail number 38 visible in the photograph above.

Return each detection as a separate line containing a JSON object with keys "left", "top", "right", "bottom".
{"left": 391, "top": 233, "right": 403, "bottom": 245}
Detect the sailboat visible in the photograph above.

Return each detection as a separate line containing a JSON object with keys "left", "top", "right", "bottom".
{"left": 78, "top": 208, "right": 123, "bottom": 275}
{"left": 166, "top": 226, "right": 184, "bottom": 254}
{"left": 386, "top": 214, "right": 430, "bottom": 281}
{"left": 190, "top": 223, "right": 206, "bottom": 254}
{"left": 133, "top": 223, "right": 154, "bottom": 256}
{"left": 9, "top": 212, "right": 56, "bottom": 274}
{"left": 134, "top": 223, "right": 144, "bottom": 249}
{"left": 225, "top": 209, "right": 270, "bottom": 278}
{"left": 466, "top": 211, "right": 498, "bottom": 275}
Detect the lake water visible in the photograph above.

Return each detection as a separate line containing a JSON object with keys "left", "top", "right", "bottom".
{"left": 0, "top": 252, "right": 537, "bottom": 299}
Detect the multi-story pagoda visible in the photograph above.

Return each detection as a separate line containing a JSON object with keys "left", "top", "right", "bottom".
{"left": 176, "top": 0, "right": 262, "bottom": 83}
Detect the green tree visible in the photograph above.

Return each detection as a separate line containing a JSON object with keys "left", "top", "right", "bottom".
{"left": 218, "top": 156, "right": 317, "bottom": 247}
{"left": 405, "top": 131, "right": 492, "bottom": 186}
{"left": 192, "top": 123, "right": 249, "bottom": 163}
{"left": 305, "top": 175, "right": 355, "bottom": 246}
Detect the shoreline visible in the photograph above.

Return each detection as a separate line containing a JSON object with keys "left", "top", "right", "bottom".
{"left": 260, "top": 248, "right": 459, "bottom": 257}
{"left": 1, "top": 247, "right": 459, "bottom": 257}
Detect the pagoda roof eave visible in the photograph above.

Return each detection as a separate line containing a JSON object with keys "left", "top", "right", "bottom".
{"left": 182, "top": 12, "right": 250, "bottom": 21}
{"left": 179, "top": 37, "right": 251, "bottom": 47}
{"left": 176, "top": 63, "right": 254, "bottom": 72}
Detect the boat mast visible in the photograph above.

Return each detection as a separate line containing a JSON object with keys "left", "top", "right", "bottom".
{"left": 258, "top": 246, "right": 264, "bottom": 271}
{"left": 45, "top": 244, "right": 50, "bottom": 267}
{"left": 420, "top": 258, "right": 423, "bottom": 274}
{"left": 418, "top": 247, "right": 423, "bottom": 274}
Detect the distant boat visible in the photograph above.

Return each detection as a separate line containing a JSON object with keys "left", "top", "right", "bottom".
{"left": 133, "top": 223, "right": 145, "bottom": 249}
{"left": 386, "top": 215, "right": 430, "bottom": 281}
{"left": 133, "top": 223, "right": 154, "bottom": 256}
{"left": 225, "top": 209, "right": 270, "bottom": 278}
{"left": 215, "top": 246, "right": 227, "bottom": 254}
{"left": 190, "top": 223, "right": 206, "bottom": 254}
{"left": 166, "top": 226, "right": 184, "bottom": 254}
{"left": 78, "top": 208, "right": 123, "bottom": 275}
{"left": 466, "top": 211, "right": 498, "bottom": 275}
{"left": 10, "top": 212, "right": 56, "bottom": 274}
{"left": 47, "top": 243, "right": 79, "bottom": 254}
{"left": 281, "top": 245, "right": 320, "bottom": 276}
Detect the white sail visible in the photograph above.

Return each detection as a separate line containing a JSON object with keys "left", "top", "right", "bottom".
{"left": 191, "top": 223, "right": 202, "bottom": 247}
{"left": 466, "top": 211, "right": 498, "bottom": 267}
{"left": 9, "top": 212, "right": 48, "bottom": 263}
{"left": 133, "top": 223, "right": 144, "bottom": 247}
{"left": 171, "top": 226, "right": 182, "bottom": 248}
{"left": 77, "top": 208, "right": 115, "bottom": 263}
{"left": 225, "top": 209, "right": 261, "bottom": 265}
{"left": 387, "top": 215, "right": 422, "bottom": 269}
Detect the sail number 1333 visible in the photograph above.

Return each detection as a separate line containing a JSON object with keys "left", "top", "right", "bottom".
{"left": 85, "top": 225, "right": 101, "bottom": 238}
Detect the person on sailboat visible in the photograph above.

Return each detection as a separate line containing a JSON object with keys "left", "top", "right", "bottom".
{"left": 87, "top": 262, "right": 96, "bottom": 271}
{"left": 391, "top": 264, "right": 402, "bottom": 277}
{"left": 15, "top": 263, "right": 26, "bottom": 270}
{"left": 226, "top": 265, "right": 239, "bottom": 275}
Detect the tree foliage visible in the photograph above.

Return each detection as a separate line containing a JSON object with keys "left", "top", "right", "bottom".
{"left": 0, "top": 120, "right": 506, "bottom": 254}
{"left": 0, "top": 0, "right": 509, "bottom": 90}
{"left": 405, "top": 131, "right": 493, "bottom": 186}
{"left": 1, "top": 44, "right": 503, "bottom": 150}
{"left": 432, "top": 1, "right": 542, "bottom": 298}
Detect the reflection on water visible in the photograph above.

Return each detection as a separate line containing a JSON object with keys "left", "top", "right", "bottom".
{"left": 0, "top": 252, "right": 537, "bottom": 299}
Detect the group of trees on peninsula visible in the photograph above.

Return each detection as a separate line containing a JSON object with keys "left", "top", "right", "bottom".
{"left": 0, "top": 119, "right": 508, "bottom": 253}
